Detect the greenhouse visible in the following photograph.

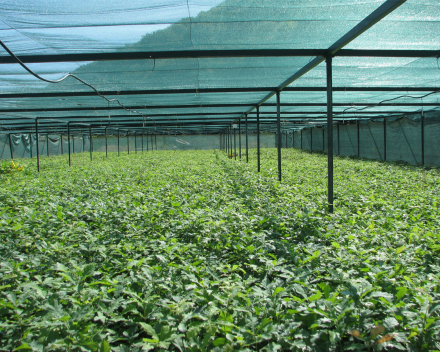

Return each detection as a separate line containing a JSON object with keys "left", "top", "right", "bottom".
{"left": 0, "top": 0, "right": 439, "bottom": 351}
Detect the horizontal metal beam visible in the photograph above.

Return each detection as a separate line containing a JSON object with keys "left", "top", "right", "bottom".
{"left": 1, "top": 49, "right": 437, "bottom": 65}
{"left": 2, "top": 86, "right": 438, "bottom": 99}
{"left": 1, "top": 102, "right": 437, "bottom": 113}
{"left": 0, "top": 50, "right": 327, "bottom": 64}
{"left": 337, "top": 49, "right": 440, "bottom": 58}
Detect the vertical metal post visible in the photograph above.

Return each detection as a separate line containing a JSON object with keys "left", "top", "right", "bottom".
{"left": 117, "top": 129, "right": 120, "bottom": 156}
{"left": 30, "top": 133, "right": 33, "bottom": 158}
{"left": 285, "top": 132, "right": 288, "bottom": 149}
{"left": 292, "top": 131, "right": 295, "bottom": 148}
{"left": 226, "top": 126, "right": 232, "bottom": 157}
{"left": 301, "top": 129, "right": 303, "bottom": 149}
{"left": 127, "top": 131, "right": 130, "bottom": 154}
{"left": 421, "top": 113, "right": 425, "bottom": 165}
{"left": 276, "top": 90, "right": 281, "bottom": 182}
{"left": 141, "top": 132, "right": 144, "bottom": 152}
{"left": 146, "top": 132, "right": 149, "bottom": 151}
{"left": 72, "top": 134, "right": 75, "bottom": 154}
{"left": 46, "top": 134, "right": 49, "bottom": 157}
{"left": 238, "top": 119, "right": 241, "bottom": 160}
{"left": 228, "top": 126, "right": 231, "bottom": 156}
{"left": 245, "top": 114, "right": 249, "bottom": 163}
{"left": 134, "top": 132, "right": 137, "bottom": 154}
{"left": 155, "top": 134, "right": 157, "bottom": 150}
{"left": 36, "top": 119, "right": 40, "bottom": 172}
{"left": 383, "top": 119, "right": 386, "bottom": 161}
{"left": 326, "top": 55, "right": 334, "bottom": 214}
{"left": 105, "top": 126, "right": 108, "bottom": 157}
{"left": 357, "top": 121, "right": 360, "bottom": 157}
{"left": 60, "top": 135, "right": 63, "bottom": 155}
{"left": 67, "top": 123, "right": 71, "bottom": 167}
{"left": 257, "top": 106, "right": 260, "bottom": 172}
{"left": 225, "top": 129, "right": 228, "bottom": 155}
{"left": 89, "top": 126, "right": 92, "bottom": 161}
{"left": 8, "top": 133, "right": 13, "bottom": 159}
{"left": 234, "top": 126, "right": 236, "bottom": 160}
{"left": 337, "top": 123, "right": 340, "bottom": 155}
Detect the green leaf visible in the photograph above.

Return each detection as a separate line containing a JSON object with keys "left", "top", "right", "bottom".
{"left": 396, "top": 246, "right": 406, "bottom": 254}
{"left": 273, "top": 287, "right": 285, "bottom": 296}
{"left": 308, "top": 291, "right": 322, "bottom": 302}
{"left": 332, "top": 242, "right": 340, "bottom": 249}
{"left": 213, "top": 337, "right": 226, "bottom": 346}
{"left": 408, "top": 331, "right": 417, "bottom": 339}
{"left": 140, "top": 323, "right": 159, "bottom": 339}
{"left": 14, "top": 344, "right": 32, "bottom": 351}
{"left": 100, "top": 340, "right": 111, "bottom": 352}
{"left": 395, "top": 287, "right": 407, "bottom": 301}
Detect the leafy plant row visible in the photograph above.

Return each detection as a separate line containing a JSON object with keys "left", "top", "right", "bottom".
{"left": 0, "top": 149, "right": 439, "bottom": 351}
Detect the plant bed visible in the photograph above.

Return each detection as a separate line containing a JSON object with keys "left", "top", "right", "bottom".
{"left": 1, "top": 150, "right": 439, "bottom": 351}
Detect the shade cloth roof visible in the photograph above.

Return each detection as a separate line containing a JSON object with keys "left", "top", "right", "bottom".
{"left": 0, "top": 0, "right": 439, "bottom": 135}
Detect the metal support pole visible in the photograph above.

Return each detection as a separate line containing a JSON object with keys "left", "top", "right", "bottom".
{"left": 105, "top": 126, "right": 108, "bottom": 157}
{"left": 127, "top": 131, "right": 130, "bottom": 154}
{"left": 234, "top": 126, "right": 236, "bottom": 160}
{"left": 257, "top": 107, "right": 260, "bottom": 172}
{"left": 301, "top": 129, "right": 303, "bottom": 149}
{"left": 155, "top": 134, "right": 157, "bottom": 150}
{"left": 8, "top": 133, "right": 13, "bottom": 159}
{"left": 292, "top": 131, "right": 295, "bottom": 148}
{"left": 46, "top": 134, "right": 49, "bottom": 157}
{"left": 67, "top": 123, "right": 71, "bottom": 167}
{"left": 421, "top": 113, "right": 425, "bottom": 165}
{"left": 383, "top": 119, "right": 387, "bottom": 161}
{"left": 226, "top": 127, "right": 229, "bottom": 156}
{"left": 238, "top": 119, "right": 241, "bottom": 160}
{"left": 245, "top": 114, "right": 249, "bottom": 163}
{"left": 146, "top": 132, "right": 149, "bottom": 151}
{"left": 229, "top": 126, "right": 231, "bottom": 156}
{"left": 337, "top": 123, "right": 340, "bottom": 155}
{"left": 276, "top": 90, "right": 281, "bottom": 182}
{"left": 135, "top": 132, "right": 137, "bottom": 154}
{"left": 285, "top": 132, "right": 288, "bottom": 149}
{"left": 72, "top": 134, "right": 75, "bottom": 154}
{"left": 141, "top": 132, "right": 144, "bottom": 152}
{"left": 117, "top": 129, "right": 120, "bottom": 156}
{"left": 326, "top": 55, "right": 334, "bottom": 214}
{"left": 30, "top": 133, "right": 33, "bottom": 158}
{"left": 89, "top": 126, "right": 92, "bottom": 161}
{"left": 357, "top": 121, "right": 360, "bottom": 157}
{"left": 60, "top": 135, "right": 63, "bottom": 155}
{"left": 36, "top": 119, "right": 40, "bottom": 171}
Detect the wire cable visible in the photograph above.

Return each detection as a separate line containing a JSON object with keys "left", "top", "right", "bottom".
{"left": 337, "top": 89, "right": 440, "bottom": 116}
{"left": 0, "top": 39, "right": 155, "bottom": 125}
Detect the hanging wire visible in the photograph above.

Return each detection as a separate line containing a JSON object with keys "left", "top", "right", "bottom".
{"left": 338, "top": 90, "right": 440, "bottom": 116}
{"left": 0, "top": 39, "right": 154, "bottom": 123}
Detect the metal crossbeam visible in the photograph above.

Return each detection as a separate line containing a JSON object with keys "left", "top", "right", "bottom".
{"left": 1, "top": 87, "right": 438, "bottom": 99}
{"left": 0, "top": 48, "right": 436, "bottom": 65}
